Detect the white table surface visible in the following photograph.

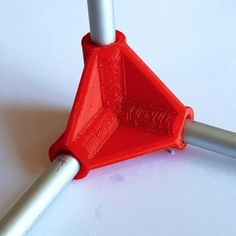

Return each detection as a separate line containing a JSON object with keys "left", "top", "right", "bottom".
{"left": 1, "top": 0, "right": 236, "bottom": 235}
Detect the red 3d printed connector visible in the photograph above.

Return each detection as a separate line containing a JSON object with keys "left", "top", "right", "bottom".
{"left": 49, "top": 31, "right": 193, "bottom": 179}
{"left": 2, "top": 2, "right": 236, "bottom": 234}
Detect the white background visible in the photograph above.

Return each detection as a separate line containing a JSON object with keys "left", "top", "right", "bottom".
{"left": 1, "top": 0, "right": 236, "bottom": 235}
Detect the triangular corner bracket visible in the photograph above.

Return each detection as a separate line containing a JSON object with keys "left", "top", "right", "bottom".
{"left": 49, "top": 31, "right": 193, "bottom": 179}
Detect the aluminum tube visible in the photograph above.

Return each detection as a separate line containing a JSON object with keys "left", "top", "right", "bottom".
{"left": 87, "top": 0, "right": 116, "bottom": 45}
{"left": 0, "top": 154, "right": 80, "bottom": 236}
{"left": 184, "top": 120, "right": 236, "bottom": 158}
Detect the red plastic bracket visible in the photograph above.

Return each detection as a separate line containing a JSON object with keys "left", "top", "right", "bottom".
{"left": 49, "top": 31, "right": 194, "bottom": 179}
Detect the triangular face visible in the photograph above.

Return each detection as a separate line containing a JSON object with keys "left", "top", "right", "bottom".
{"left": 122, "top": 50, "right": 183, "bottom": 110}
{"left": 49, "top": 31, "right": 193, "bottom": 178}
{"left": 91, "top": 124, "right": 176, "bottom": 168}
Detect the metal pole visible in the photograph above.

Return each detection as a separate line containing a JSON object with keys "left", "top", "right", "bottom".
{"left": 0, "top": 154, "right": 80, "bottom": 236}
{"left": 184, "top": 120, "right": 236, "bottom": 158}
{"left": 87, "top": 0, "right": 116, "bottom": 45}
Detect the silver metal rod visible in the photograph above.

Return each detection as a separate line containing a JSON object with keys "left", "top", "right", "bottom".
{"left": 184, "top": 120, "right": 236, "bottom": 158}
{"left": 87, "top": 0, "right": 116, "bottom": 45}
{"left": 0, "top": 154, "right": 80, "bottom": 236}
